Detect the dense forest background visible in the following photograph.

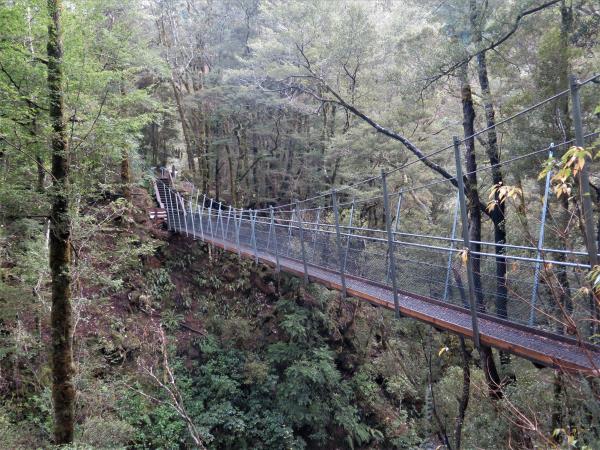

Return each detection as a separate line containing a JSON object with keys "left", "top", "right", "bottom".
{"left": 1, "top": 0, "right": 599, "bottom": 448}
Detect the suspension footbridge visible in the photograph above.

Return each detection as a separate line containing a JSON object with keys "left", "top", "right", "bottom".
{"left": 150, "top": 75, "right": 600, "bottom": 375}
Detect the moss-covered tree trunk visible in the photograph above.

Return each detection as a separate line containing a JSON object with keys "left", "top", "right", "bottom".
{"left": 459, "top": 70, "right": 483, "bottom": 308}
{"left": 47, "top": 0, "right": 75, "bottom": 444}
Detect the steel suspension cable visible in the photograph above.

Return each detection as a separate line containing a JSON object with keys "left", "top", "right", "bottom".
{"left": 170, "top": 73, "right": 599, "bottom": 221}
{"left": 257, "top": 73, "right": 597, "bottom": 213}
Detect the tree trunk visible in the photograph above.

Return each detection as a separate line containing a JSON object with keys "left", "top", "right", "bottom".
{"left": 203, "top": 115, "right": 210, "bottom": 193}
{"left": 118, "top": 84, "right": 131, "bottom": 200}
{"left": 549, "top": 6, "right": 574, "bottom": 434}
{"left": 470, "top": 0, "right": 511, "bottom": 371}
{"left": 558, "top": 2, "right": 575, "bottom": 316}
{"left": 224, "top": 122, "right": 237, "bottom": 206}
{"left": 189, "top": 90, "right": 207, "bottom": 187}
{"left": 225, "top": 142, "right": 236, "bottom": 206}
{"left": 121, "top": 147, "right": 131, "bottom": 201}
{"left": 460, "top": 68, "right": 502, "bottom": 400}
{"left": 170, "top": 78, "right": 196, "bottom": 174}
{"left": 454, "top": 337, "right": 471, "bottom": 450}
{"left": 36, "top": 154, "right": 45, "bottom": 193}
{"left": 47, "top": 0, "right": 75, "bottom": 443}
{"left": 551, "top": 2, "right": 574, "bottom": 325}
{"left": 214, "top": 129, "right": 220, "bottom": 201}
{"left": 241, "top": 125, "right": 250, "bottom": 192}
{"left": 252, "top": 144, "right": 259, "bottom": 197}
{"left": 551, "top": 371, "right": 564, "bottom": 443}
{"left": 460, "top": 70, "right": 484, "bottom": 309}
{"left": 470, "top": 0, "right": 508, "bottom": 320}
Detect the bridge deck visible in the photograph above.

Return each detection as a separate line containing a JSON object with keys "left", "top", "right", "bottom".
{"left": 198, "top": 228, "right": 599, "bottom": 375}
{"left": 154, "top": 180, "right": 600, "bottom": 375}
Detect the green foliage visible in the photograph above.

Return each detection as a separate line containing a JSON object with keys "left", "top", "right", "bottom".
{"left": 117, "top": 385, "right": 188, "bottom": 449}
{"left": 539, "top": 145, "right": 599, "bottom": 199}
{"left": 161, "top": 309, "right": 184, "bottom": 331}
{"left": 146, "top": 268, "right": 176, "bottom": 301}
{"left": 79, "top": 415, "right": 135, "bottom": 448}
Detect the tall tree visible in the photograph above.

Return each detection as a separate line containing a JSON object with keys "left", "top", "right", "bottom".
{"left": 469, "top": 0, "right": 508, "bottom": 322}
{"left": 47, "top": 0, "right": 74, "bottom": 443}
{"left": 459, "top": 66, "right": 502, "bottom": 399}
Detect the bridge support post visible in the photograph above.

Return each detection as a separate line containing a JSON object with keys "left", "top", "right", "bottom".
{"left": 270, "top": 206, "right": 281, "bottom": 273}
{"left": 225, "top": 206, "right": 232, "bottom": 241}
{"left": 332, "top": 189, "right": 348, "bottom": 299}
{"left": 174, "top": 190, "right": 182, "bottom": 234}
{"left": 216, "top": 202, "right": 223, "bottom": 240}
{"left": 286, "top": 210, "right": 294, "bottom": 257}
{"left": 190, "top": 191, "right": 196, "bottom": 238}
{"left": 266, "top": 208, "right": 273, "bottom": 251}
{"left": 250, "top": 209, "right": 259, "bottom": 263}
{"left": 222, "top": 203, "right": 227, "bottom": 239}
{"left": 295, "top": 203, "right": 309, "bottom": 285}
{"left": 343, "top": 197, "right": 355, "bottom": 276}
{"left": 181, "top": 194, "right": 189, "bottom": 237}
{"left": 208, "top": 199, "right": 214, "bottom": 239}
{"left": 443, "top": 192, "right": 460, "bottom": 302}
{"left": 169, "top": 188, "right": 176, "bottom": 231}
{"left": 235, "top": 209, "right": 242, "bottom": 259}
{"left": 385, "top": 193, "right": 403, "bottom": 282}
{"left": 215, "top": 202, "right": 221, "bottom": 239}
{"left": 381, "top": 170, "right": 401, "bottom": 318}
{"left": 163, "top": 182, "right": 172, "bottom": 231}
{"left": 311, "top": 207, "right": 321, "bottom": 262}
{"left": 199, "top": 194, "right": 205, "bottom": 241}
{"left": 394, "top": 193, "right": 403, "bottom": 232}
{"left": 570, "top": 75, "right": 599, "bottom": 268}
{"left": 453, "top": 136, "right": 481, "bottom": 349}
{"left": 529, "top": 145, "right": 554, "bottom": 326}
{"left": 189, "top": 190, "right": 197, "bottom": 239}
{"left": 169, "top": 188, "right": 181, "bottom": 232}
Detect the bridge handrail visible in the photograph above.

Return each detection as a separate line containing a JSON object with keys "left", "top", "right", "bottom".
{"left": 218, "top": 212, "right": 595, "bottom": 266}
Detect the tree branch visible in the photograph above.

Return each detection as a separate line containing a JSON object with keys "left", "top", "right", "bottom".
{"left": 0, "top": 62, "right": 49, "bottom": 111}
{"left": 322, "top": 83, "right": 459, "bottom": 186}
{"left": 422, "top": 0, "right": 561, "bottom": 89}
{"left": 274, "top": 76, "right": 493, "bottom": 215}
